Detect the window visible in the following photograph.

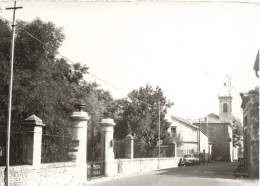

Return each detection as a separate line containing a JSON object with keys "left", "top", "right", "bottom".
{"left": 171, "top": 127, "right": 176, "bottom": 135}
{"left": 223, "top": 103, "right": 228, "bottom": 112}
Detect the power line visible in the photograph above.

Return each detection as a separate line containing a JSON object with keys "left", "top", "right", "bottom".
{"left": 87, "top": 72, "right": 153, "bottom": 107}
{"left": 0, "top": 15, "right": 76, "bottom": 64}
{"left": 231, "top": 84, "right": 240, "bottom": 95}
{"left": 0, "top": 15, "right": 154, "bottom": 108}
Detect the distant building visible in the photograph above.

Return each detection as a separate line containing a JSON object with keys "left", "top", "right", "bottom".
{"left": 191, "top": 76, "right": 234, "bottom": 162}
{"left": 192, "top": 112, "right": 233, "bottom": 162}
{"left": 240, "top": 87, "right": 259, "bottom": 178}
{"left": 168, "top": 115, "right": 210, "bottom": 161}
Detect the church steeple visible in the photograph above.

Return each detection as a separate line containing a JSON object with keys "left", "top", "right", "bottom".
{"left": 218, "top": 76, "right": 232, "bottom": 124}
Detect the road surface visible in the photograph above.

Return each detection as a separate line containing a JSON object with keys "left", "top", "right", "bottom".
{"left": 87, "top": 162, "right": 259, "bottom": 186}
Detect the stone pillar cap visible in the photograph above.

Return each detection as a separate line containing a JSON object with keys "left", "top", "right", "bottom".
{"left": 125, "top": 134, "right": 134, "bottom": 140}
{"left": 100, "top": 118, "right": 116, "bottom": 126}
{"left": 70, "top": 111, "right": 90, "bottom": 121}
{"left": 22, "top": 115, "right": 45, "bottom": 126}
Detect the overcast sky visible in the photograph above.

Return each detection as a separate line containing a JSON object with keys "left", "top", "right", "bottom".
{"left": 1, "top": 1, "right": 259, "bottom": 120}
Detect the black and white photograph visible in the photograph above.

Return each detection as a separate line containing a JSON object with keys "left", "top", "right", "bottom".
{"left": 0, "top": 0, "right": 259, "bottom": 185}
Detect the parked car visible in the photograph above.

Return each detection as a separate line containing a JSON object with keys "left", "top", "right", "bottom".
{"left": 183, "top": 154, "right": 200, "bottom": 166}
{"left": 194, "top": 153, "right": 203, "bottom": 165}
{"left": 178, "top": 158, "right": 185, "bottom": 167}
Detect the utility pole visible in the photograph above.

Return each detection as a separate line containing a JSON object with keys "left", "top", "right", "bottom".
{"left": 5, "top": 1, "right": 22, "bottom": 186}
{"left": 198, "top": 119, "right": 200, "bottom": 153}
{"left": 158, "top": 100, "right": 160, "bottom": 169}
{"left": 91, "top": 114, "right": 94, "bottom": 178}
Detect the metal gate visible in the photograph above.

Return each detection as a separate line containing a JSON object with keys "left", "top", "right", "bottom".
{"left": 87, "top": 161, "right": 105, "bottom": 179}
{"left": 87, "top": 123, "right": 105, "bottom": 180}
{"left": 0, "top": 129, "right": 26, "bottom": 166}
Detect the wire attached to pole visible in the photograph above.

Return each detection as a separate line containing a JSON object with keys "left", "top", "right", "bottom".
{"left": 5, "top": 1, "right": 22, "bottom": 186}
{"left": 0, "top": 14, "right": 154, "bottom": 108}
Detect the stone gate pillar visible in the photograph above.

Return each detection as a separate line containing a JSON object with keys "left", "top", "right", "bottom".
{"left": 21, "top": 115, "right": 45, "bottom": 167}
{"left": 124, "top": 134, "right": 134, "bottom": 159}
{"left": 100, "top": 116, "right": 116, "bottom": 177}
{"left": 69, "top": 104, "right": 89, "bottom": 164}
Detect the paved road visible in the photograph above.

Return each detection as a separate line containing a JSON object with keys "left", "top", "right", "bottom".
{"left": 87, "top": 162, "right": 259, "bottom": 186}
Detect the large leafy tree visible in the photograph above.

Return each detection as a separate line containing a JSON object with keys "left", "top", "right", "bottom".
{"left": 113, "top": 85, "right": 174, "bottom": 155}
{"left": 232, "top": 117, "right": 243, "bottom": 147}
{"left": 0, "top": 19, "right": 12, "bottom": 126}
{"left": 76, "top": 82, "right": 114, "bottom": 161}
{"left": 0, "top": 18, "right": 89, "bottom": 134}
{"left": 74, "top": 81, "right": 114, "bottom": 138}
{"left": 0, "top": 18, "right": 115, "bottom": 162}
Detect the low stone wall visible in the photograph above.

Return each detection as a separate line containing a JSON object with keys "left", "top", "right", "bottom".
{"left": 0, "top": 158, "right": 179, "bottom": 185}
{"left": 0, "top": 162, "right": 87, "bottom": 186}
{"left": 113, "top": 157, "right": 180, "bottom": 176}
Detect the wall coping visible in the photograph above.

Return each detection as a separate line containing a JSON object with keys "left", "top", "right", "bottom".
{"left": 114, "top": 157, "right": 181, "bottom": 163}
{"left": 41, "top": 162, "right": 84, "bottom": 168}
{"left": 0, "top": 162, "right": 83, "bottom": 171}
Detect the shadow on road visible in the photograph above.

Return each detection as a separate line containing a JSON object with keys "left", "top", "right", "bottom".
{"left": 156, "top": 162, "right": 241, "bottom": 180}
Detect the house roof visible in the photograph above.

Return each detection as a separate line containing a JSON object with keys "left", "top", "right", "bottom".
{"left": 171, "top": 115, "right": 198, "bottom": 129}
{"left": 191, "top": 113, "right": 225, "bottom": 124}
{"left": 171, "top": 115, "right": 208, "bottom": 136}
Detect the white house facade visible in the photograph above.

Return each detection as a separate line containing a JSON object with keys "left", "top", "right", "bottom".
{"left": 168, "top": 115, "right": 209, "bottom": 159}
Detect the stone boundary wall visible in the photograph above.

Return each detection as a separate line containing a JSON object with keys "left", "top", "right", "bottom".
{"left": 0, "top": 115, "right": 180, "bottom": 185}
{"left": 113, "top": 157, "right": 180, "bottom": 176}
{"left": 0, "top": 162, "right": 87, "bottom": 186}
{"left": 0, "top": 158, "right": 180, "bottom": 185}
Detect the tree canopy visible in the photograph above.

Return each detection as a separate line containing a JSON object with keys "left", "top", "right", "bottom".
{"left": 113, "top": 85, "right": 174, "bottom": 155}
{"left": 232, "top": 117, "right": 243, "bottom": 147}
{"left": 0, "top": 18, "right": 176, "bottom": 160}
{"left": 0, "top": 18, "right": 113, "bottom": 136}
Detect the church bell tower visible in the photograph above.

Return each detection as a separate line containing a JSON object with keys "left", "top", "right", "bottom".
{"left": 218, "top": 76, "right": 232, "bottom": 124}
